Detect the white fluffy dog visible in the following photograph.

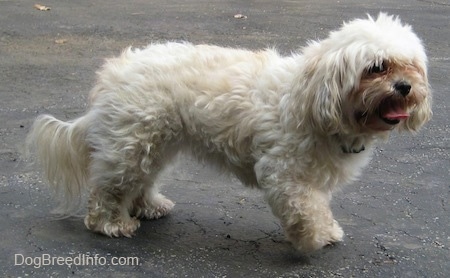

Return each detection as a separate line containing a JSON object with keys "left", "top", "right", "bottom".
{"left": 27, "top": 13, "right": 431, "bottom": 252}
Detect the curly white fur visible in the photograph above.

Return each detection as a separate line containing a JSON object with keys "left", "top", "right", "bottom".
{"left": 27, "top": 13, "right": 431, "bottom": 252}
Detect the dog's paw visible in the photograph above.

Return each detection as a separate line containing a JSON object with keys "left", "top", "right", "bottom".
{"left": 133, "top": 194, "right": 175, "bottom": 220}
{"left": 286, "top": 219, "right": 344, "bottom": 252}
{"left": 327, "top": 219, "right": 344, "bottom": 244}
{"left": 84, "top": 215, "right": 141, "bottom": 238}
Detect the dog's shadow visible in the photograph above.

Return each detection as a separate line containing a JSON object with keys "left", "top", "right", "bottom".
{"left": 137, "top": 215, "right": 314, "bottom": 267}
{"left": 32, "top": 214, "right": 314, "bottom": 270}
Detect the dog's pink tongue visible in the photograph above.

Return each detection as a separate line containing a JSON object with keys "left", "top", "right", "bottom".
{"left": 383, "top": 107, "right": 409, "bottom": 120}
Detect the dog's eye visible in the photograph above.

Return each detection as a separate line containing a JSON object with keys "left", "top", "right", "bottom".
{"left": 368, "top": 61, "right": 387, "bottom": 74}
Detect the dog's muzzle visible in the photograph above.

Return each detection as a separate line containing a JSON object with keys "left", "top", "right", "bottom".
{"left": 378, "top": 81, "right": 412, "bottom": 125}
{"left": 394, "top": 81, "right": 411, "bottom": 97}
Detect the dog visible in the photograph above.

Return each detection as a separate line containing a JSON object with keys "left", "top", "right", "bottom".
{"left": 27, "top": 13, "right": 431, "bottom": 252}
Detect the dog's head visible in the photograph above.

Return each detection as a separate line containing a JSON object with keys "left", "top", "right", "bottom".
{"left": 293, "top": 13, "right": 431, "bottom": 135}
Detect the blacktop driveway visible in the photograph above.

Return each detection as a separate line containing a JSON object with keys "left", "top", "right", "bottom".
{"left": 1, "top": 0, "right": 449, "bottom": 277}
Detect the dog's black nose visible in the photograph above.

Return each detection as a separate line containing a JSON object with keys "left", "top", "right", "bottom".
{"left": 394, "top": 81, "right": 411, "bottom": 97}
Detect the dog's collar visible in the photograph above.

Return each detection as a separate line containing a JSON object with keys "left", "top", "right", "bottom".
{"left": 341, "top": 145, "right": 365, "bottom": 154}
{"left": 333, "top": 134, "right": 366, "bottom": 154}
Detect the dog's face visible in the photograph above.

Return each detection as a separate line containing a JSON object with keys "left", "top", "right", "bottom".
{"left": 295, "top": 13, "right": 432, "bottom": 135}
{"left": 349, "top": 58, "right": 430, "bottom": 132}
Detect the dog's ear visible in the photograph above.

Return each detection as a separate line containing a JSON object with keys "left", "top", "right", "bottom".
{"left": 404, "top": 58, "right": 432, "bottom": 131}
{"left": 290, "top": 43, "right": 351, "bottom": 134}
{"left": 405, "top": 95, "right": 432, "bottom": 131}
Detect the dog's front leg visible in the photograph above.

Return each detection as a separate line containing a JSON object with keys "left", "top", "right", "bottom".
{"left": 264, "top": 183, "right": 344, "bottom": 252}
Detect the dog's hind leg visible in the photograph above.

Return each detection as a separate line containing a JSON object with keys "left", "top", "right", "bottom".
{"left": 84, "top": 143, "right": 178, "bottom": 237}
{"left": 84, "top": 155, "right": 145, "bottom": 237}
{"left": 129, "top": 126, "right": 184, "bottom": 219}
{"left": 83, "top": 110, "right": 182, "bottom": 237}
{"left": 130, "top": 148, "right": 180, "bottom": 221}
{"left": 131, "top": 179, "right": 175, "bottom": 220}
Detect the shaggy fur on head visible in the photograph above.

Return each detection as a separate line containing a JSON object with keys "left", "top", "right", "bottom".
{"left": 27, "top": 13, "right": 431, "bottom": 252}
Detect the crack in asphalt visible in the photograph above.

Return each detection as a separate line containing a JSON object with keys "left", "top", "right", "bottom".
{"left": 25, "top": 224, "right": 44, "bottom": 252}
{"left": 417, "top": 0, "right": 450, "bottom": 7}
{"left": 373, "top": 236, "right": 398, "bottom": 264}
{"left": 350, "top": 213, "right": 377, "bottom": 225}
{"left": 185, "top": 217, "right": 208, "bottom": 235}
{"left": 169, "top": 178, "right": 203, "bottom": 185}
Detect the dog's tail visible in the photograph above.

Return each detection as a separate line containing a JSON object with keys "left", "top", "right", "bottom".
{"left": 26, "top": 114, "right": 91, "bottom": 215}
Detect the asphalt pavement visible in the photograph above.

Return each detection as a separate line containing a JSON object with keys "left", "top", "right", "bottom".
{"left": 1, "top": 0, "right": 449, "bottom": 277}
